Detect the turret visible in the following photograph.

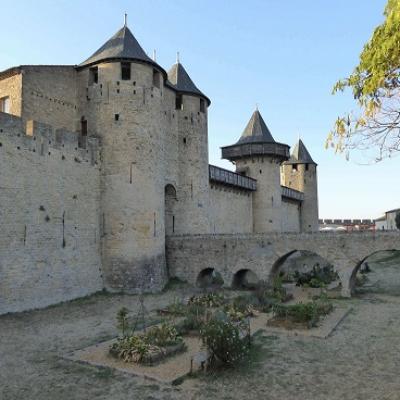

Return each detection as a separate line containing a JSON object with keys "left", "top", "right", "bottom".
{"left": 166, "top": 60, "right": 211, "bottom": 234}
{"left": 76, "top": 23, "right": 168, "bottom": 292}
{"left": 281, "top": 139, "right": 319, "bottom": 232}
{"left": 221, "top": 109, "right": 290, "bottom": 232}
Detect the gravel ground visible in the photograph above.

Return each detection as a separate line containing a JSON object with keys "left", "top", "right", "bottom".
{"left": 1, "top": 256, "right": 400, "bottom": 400}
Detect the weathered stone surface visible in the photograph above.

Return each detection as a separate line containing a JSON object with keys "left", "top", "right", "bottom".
{"left": 166, "top": 232, "right": 400, "bottom": 296}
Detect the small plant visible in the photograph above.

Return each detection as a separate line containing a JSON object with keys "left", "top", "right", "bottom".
{"left": 200, "top": 314, "right": 249, "bottom": 367}
{"left": 110, "top": 321, "right": 184, "bottom": 364}
{"left": 188, "top": 292, "right": 225, "bottom": 308}
{"left": 161, "top": 298, "right": 187, "bottom": 316}
{"left": 254, "top": 277, "right": 290, "bottom": 310}
{"left": 116, "top": 307, "right": 129, "bottom": 337}
{"left": 272, "top": 299, "right": 333, "bottom": 328}
{"left": 145, "top": 322, "right": 182, "bottom": 347}
{"left": 110, "top": 335, "right": 153, "bottom": 363}
{"left": 294, "top": 265, "right": 339, "bottom": 288}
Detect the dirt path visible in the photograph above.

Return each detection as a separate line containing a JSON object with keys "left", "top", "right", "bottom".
{"left": 1, "top": 279, "right": 400, "bottom": 399}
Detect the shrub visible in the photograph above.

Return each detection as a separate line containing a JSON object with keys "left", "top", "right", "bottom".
{"left": 110, "top": 335, "right": 153, "bottom": 363}
{"left": 145, "top": 322, "right": 182, "bottom": 347}
{"left": 200, "top": 314, "right": 249, "bottom": 367}
{"left": 254, "top": 277, "right": 289, "bottom": 309}
{"left": 295, "top": 265, "right": 339, "bottom": 287}
{"left": 188, "top": 292, "right": 225, "bottom": 308}
{"left": 272, "top": 299, "right": 333, "bottom": 328}
{"left": 110, "top": 322, "right": 183, "bottom": 363}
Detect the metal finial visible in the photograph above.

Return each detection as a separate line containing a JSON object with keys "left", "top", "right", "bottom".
{"left": 124, "top": 13, "right": 127, "bottom": 26}
{"left": 298, "top": 132, "right": 301, "bottom": 141}
{"left": 255, "top": 103, "right": 259, "bottom": 111}
{"left": 176, "top": 51, "right": 180, "bottom": 63}
{"left": 153, "top": 49, "right": 157, "bottom": 61}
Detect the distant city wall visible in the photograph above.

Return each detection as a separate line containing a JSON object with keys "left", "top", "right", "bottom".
{"left": 0, "top": 112, "right": 103, "bottom": 314}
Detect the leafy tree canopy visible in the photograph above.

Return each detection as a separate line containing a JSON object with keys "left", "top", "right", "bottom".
{"left": 328, "top": 0, "right": 400, "bottom": 161}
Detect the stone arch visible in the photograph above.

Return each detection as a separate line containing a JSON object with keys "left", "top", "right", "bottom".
{"left": 232, "top": 269, "right": 259, "bottom": 290}
{"left": 165, "top": 184, "right": 177, "bottom": 235}
{"left": 348, "top": 248, "right": 400, "bottom": 295}
{"left": 269, "top": 249, "right": 340, "bottom": 290}
{"left": 196, "top": 267, "right": 224, "bottom": 288}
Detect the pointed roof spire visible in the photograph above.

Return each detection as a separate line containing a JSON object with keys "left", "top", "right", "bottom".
{"left": 124, "top": 13, "right": 127, "bottom": 27}
{"left": 167, "top": 61, "right": 210, "bottom": 104}
{"left": 79, "top": 23, "right": 165, "bottom": 75}
{"left": 236, "top": 109, "right": 275, "bottom": 144}
{"left": 286, "top": 139, "right": 316, "bottom": 165}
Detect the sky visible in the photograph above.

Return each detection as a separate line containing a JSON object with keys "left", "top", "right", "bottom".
{"left": 0, "top": 0, "right": 397, "bottom": 219}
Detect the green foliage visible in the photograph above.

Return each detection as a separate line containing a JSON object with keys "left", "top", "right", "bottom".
{"left": 188, "top": 292, "right": 225, "bottom": 308}
{"left": 329, "top": 0, "right": 400, "bottom": 161}
{"left": 163, "top": 298, "right": 187, "bottom": 316}
{"left": 254, "top": 277, "right": 289, "bottom": 311}
{"left": 110, "top": 322, "right": 182, "bottom": 363}
{"left": 145, "top": 322, "right": 182, "bottom": 347}
{"left": 200, "top": 314, "right": 249, "bottom": 367}
{"left": 294, "top": 265, "right": 338, "bottom": 288}
{"left": 396, "top": 212, "right": 400, "bottom": 229}
{"left": 272, "top": 299, "right": 333, "bottom": 328}
{"left": 110, "top": 335, "right": 153, "bottom": 363}
{"left": 116, "top": 307, "right": 129, "bottom": 337}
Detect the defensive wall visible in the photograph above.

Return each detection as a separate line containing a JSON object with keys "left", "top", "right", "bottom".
{"left": 0, "top": 112, "right": 103, "bottom": 314}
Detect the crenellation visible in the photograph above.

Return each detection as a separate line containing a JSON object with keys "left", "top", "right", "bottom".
{"left": 0, "top": 21, "right": 320, "bottom": 315}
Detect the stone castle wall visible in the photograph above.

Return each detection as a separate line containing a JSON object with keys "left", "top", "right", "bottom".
{"left": 0, "top": 72, "right": 22, "bottom": 116}
{"left": 21, "top": 66, "right": 78, "bottom": 132}
{"left": 281, "top": 199, "right": 301, "bottom": 232}
{"left": 209, "top": 183, "right": 253, "bottom": 233}
{"left": 0, "top": 112, "right": 103, "bottom": 314}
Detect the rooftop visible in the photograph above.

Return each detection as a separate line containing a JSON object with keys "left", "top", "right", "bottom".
{"left": 79, "top": 24, "right": 165, "bottom": 76}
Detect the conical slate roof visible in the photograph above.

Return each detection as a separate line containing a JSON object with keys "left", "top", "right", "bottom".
{"left": 285, "top": 139, "right": 316, "bottom": 164}
{"left": 167, "top": 62, "right": 210, "bottom": 104}
{"left": 236, "top": 110, "right": 275, "bottom": 144}
{"left": 80, "top": 25, "right": 163, "bottom": 72}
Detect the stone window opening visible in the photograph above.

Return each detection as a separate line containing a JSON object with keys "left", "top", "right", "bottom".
{"left": 153, "top": 69, "right": 161, "bottom": 88}
{"left": 292, "top": 164, "right": 298, "bottom": 172}
{"left": 114, "top": 114, "right": 119, "bottom": 121}
{"left": 305, "top": 163, "right": 309, "bottom": 171}
{"left": 89, "top": 67, "right": 98, "bottom": 85}
{"left": 175, "top": 94, "right": 183, "bottom": 110}
{"left": 183, "top": 137, "right": 187, "bottom": 145}
{"left": 81, "top": 117, "right": 88, "bottom": 136}
{"left": 200, "top": 98, "right": 205, "bottom": 113}
{"left": 0, "top": 96, "right": 10, "bottom": 113}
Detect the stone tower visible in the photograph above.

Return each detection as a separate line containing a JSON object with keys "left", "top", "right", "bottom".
{"left": 281, "top": 139, "right": 319, "bottom": 232}
{"left": 221, "top": 110, "right": 290, "bottom": 232}
{"left": 76, "top": 24, "right": 168, "bottom": 291}
{"left": 167, "top": 61, "right": 211, "bottom": 234}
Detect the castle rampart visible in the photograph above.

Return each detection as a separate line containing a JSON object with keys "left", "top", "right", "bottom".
{"left": 0, "top": 112, "right": 102, "bottom": 314}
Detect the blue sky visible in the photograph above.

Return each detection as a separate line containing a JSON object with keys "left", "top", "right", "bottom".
{"left": 1, "top": 0, "right": 397, "bottom": 219}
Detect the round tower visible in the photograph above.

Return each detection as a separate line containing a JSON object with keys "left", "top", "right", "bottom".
{"left": 221, "top": 109, "right": 290, "bottom": 232}
{"left": 76, "top": 23, "right": 168, "bottom": 291}
{"left": 281, "top": 139, "right": 319, "bottom": 232}
{"left": 166, "top": 60, "right": 211, "bottom": 234}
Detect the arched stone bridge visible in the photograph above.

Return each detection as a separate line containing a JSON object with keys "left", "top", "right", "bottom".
{"left": 166, "top": 232, "right": 400, "bottom": 297}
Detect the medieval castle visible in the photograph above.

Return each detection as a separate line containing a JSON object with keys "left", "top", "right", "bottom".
{"left": 0, "top": 22, "right": 318, "bottom": 314}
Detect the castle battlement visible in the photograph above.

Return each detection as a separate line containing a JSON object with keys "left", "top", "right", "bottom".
{"left": 0, "top": 112, "right": 99, "bottom": 165}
